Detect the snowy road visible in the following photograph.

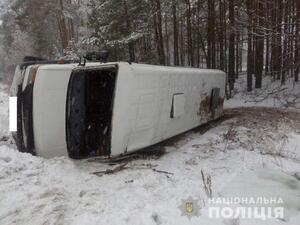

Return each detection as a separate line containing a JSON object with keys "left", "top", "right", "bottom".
{"left": 0, "top": 83, "right": 300, "bottom": 225}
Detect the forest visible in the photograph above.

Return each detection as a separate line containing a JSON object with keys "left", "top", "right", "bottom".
{"left": 0, "top": 0, "right": 299, "bottom": 96}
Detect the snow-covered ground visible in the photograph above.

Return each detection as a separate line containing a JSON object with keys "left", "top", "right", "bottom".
{"left": 0, "top": 78, "right": 300, "bottom": 225}
{"left": 225, "top": 73, "right": 300, "bottom": 109}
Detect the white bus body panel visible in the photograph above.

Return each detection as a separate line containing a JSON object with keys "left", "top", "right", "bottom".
{"left": 32, "top": 63, "right": 108, "bottom": 158}
{"left": 33, "top": 65, "right": 75, "bottom": 158}
{"left": 31, "top": 62, "right": 225, "bottom": 158}
{"left": 111, "top": 63, "right": 225, "bottom": 156}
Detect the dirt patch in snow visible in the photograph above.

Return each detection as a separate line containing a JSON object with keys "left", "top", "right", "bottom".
{"left": 221, "top": 107, "right": 300, "bottom": 161}
{"left": 224, "top": 107, "right": 300, "bottom": 130}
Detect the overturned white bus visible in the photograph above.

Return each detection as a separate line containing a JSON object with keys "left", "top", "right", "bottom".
{"left": 10, "top": 61, "right": 226, "bottom": 159}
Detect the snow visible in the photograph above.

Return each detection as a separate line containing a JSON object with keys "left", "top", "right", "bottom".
{"left": 225, "top": 73, "right": 300, "bottom": 109}
{"left": 0, "top": 77, "right": 300, "bottom": 225}
{"left": 221, "top": 169, "right": 300, "bottom": 220}
{"left": 0, "top": 83, "right": 8, "bottom": 135}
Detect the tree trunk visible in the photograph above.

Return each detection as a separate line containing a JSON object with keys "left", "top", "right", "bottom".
{"left": 152, "top": 0, "right": 165, "bottom": 65}
{"left": 56, "top": 0, "right": 70, "bottom": 51}
{"left": 123, "top": 0, "right": 135, "bottom": 63}
{"left": 289, "top": 0, "right": 295, "bottom": 78}
{"left": 218, "top": 0, "right": 226, "bottom": 71}
{"left": 247, "top": 0, "right": 253, "bottom": 91}
{"left": 265, "top": 1, "right": 270, "bottom": 75}
{"left": 235, "top": 34, "right": 240, "bottom": 78}
{"left": 254, "top": 0, "right": 264, "bottom": 88}
{"left": 295, "top": 0, "right": 300, "bottom": 81}
{"left": 172, "top": 0, "right": 179, "bottom": 66}
{"left": 265, "top": 32, "right": 270, "bottom": 75}
{"left": 282, "top": 0, "right": 289, "bottom": 84}
{"left": 207, "top": 0, "right": 216, "bottom": 69}
{"left": 164, "top": 14, "right": 170, "bottom": 65}
{"left": 276, "top": 0, "right": 283, "bottom": 80}
{"left": 179, "top": 14, "right": 185, "bottom": 65}
{"left": 185, "top": 0, "right": 194, "bottom": 66}
{"left": 228, "top": 0, "right": 235, "bottom": 95}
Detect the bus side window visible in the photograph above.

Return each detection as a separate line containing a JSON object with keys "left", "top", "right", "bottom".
{"left": 210, "top": 87, "right": 220, "bottom": 111}
{"left": 170, "top": 93, "right": 185, "bottom": 118}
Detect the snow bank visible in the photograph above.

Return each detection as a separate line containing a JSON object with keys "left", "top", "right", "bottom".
{"left": 225, "top": 74, "right": 300, "bottom": 109}
{"left": 0, "top": 83, "right": 8, "bottom": 135}
{"left": 221, "top": 169, "right": 300, "bottom": 220}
